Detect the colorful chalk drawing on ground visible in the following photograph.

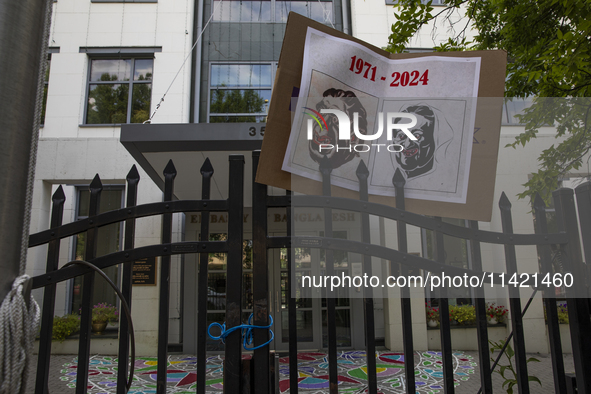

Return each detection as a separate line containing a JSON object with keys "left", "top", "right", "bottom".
{"left": 61, "top": 351, "right": 475, "bottom": 393}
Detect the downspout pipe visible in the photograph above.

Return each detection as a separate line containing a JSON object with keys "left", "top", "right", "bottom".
{"left": 0, "top": 0, "right": 47, "bottom": 301}
{"left": 189, "top": 0, "right": 204, "bottom": 123}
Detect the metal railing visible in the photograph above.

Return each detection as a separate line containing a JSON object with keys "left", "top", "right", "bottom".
{"left": 29, "top": 151, "right": 591, "bottom": 394}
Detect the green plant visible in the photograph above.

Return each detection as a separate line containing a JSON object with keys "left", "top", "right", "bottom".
{"left": 92, "top": 303, "right": 119, "bottom": 324}
{"left": 487, "top": 303, "right": 509, "bottom": 323}
{"left": 425, "top": 303, "right": 439, "bottom": 322}
{"left": 490, "top": 340, "right": 542, "bottom": 394}
{"left": 451, "top": 304, "right": 476, "bottom": 325}
{"left": 52, "top": 314, "right": 80, "bottom": 342}
{"left": 543, "top": 303, "right": 570, "bottom": 324}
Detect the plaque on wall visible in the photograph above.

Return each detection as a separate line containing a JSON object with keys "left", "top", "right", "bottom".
{"left": 132, "top": 257, "right": 157, "bottom": 286}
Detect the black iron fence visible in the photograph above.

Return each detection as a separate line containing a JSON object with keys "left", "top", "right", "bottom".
{"left": 29, "top": 151, "right": 591, "bottom": 394}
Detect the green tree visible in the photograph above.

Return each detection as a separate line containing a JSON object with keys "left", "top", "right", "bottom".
{"left": 387, "top": 0, "right": 591, "bottom": 202}
{"left": 209, "top": 88, "right": 266, "bottom": 123}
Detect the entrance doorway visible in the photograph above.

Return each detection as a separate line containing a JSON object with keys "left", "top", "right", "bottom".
{"left": 270, "top": 230, "right": 359, "bottom": 351}
{"left": 183, "top": 210, "right": 372, "bottom": 353}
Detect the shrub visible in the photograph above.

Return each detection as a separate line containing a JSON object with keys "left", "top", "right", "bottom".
{"left": 52, "top": 314, "right": 80, "bottom": 342}
{"left": 450, "top": 304, "right": 476, "bottom": 325}
{"left": 557, "top": 303, "right": 569, "bottom": 324}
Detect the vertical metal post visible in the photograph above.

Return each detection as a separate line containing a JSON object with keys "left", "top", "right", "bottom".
{"left": 34, "top": 187, "right": 65, "bottom": 394}
{"left": 197, "top": 158, "right": 214, "bottom": 394}
{"left": 224, "top": 155, "right": 245, "bottom": 393}
{"left": 533, "top": 194, "right": 567, "bottom": 394}
{"left": 433, "top": 217, "right": 454, "bottom": 394}
{"left": 392, "top": 169, "right": 415, "bottom": 394}
{"left": 357, "top": 161, "right": 377, "bottom": 394}
{"left": 499, "top": 192, "right": 529, "bottom": 394}
{"left": 117, "top": 166, "right": 140, "bottom": 394}
{"left": 0, "top": 0, "right": 48, "bottom": 302}
{"left": 575, "top": 182, "right": 591, "bottom": 286}
{"left": 468, "top": 220, "right": 493, "bottom": 394}
{"left": 287, "top": 189, "right": 298, "bottom": 394}
{"left": 252, "top": 151, "right": 270, "bottom": 393}
{"left": 77, "top": 175, "right": 103, "bottom": 394}
{"left": 156, "top": 160, "right": 177, "bottom": 394}
{"left": 319, "top": 157, "right": 338, "bottom": 394}
{"left": 554, "top": 187, "right": 591, "bottom": 394}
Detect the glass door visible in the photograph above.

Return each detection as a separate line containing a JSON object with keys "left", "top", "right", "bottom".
{"left": 271, "top": 230, "right": 356, "bottom": 350}
{"left": 271, "top": 246, "right": 323, "bottom": 351}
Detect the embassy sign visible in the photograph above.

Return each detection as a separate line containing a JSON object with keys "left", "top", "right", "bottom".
{"left": 305, "top": 108, "right": 418, "bottom": 153}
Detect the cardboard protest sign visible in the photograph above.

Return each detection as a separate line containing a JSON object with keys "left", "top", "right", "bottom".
{"left": 256, "top": 12, "right": 506, "bottom": 221}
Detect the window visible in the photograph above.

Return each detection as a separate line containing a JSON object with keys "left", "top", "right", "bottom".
{"left": 92, "top": 0, "right": 157, "bottom": 3}
{"left": 208, "top": 63, "right": 275, "bottom": 123}
{"left": 41, "top": 55, "right": 50, "bottom": 125}
{"left": 212, "top": 0, "right": 334, "bottom": 24}
{"left": 85, "top": 57, "right": 153, "bottom": 125}
{"left": 386, "top": 0, "right": 445, "bottom": 4}
{"left": 422, "top": 218, "right": 474, "bottom": 306}
{"left": 70, "top": 187, "right": 124, "bottom": 315}
{"left": 502, "top": 97, "right": 534, "bottom": 125}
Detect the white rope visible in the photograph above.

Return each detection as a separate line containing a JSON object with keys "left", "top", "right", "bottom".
{"left": 0, "top": 276, "right": 41, "bottom": 394}
{"left": 2, "top": 0, "right": 51, "bottom": 392}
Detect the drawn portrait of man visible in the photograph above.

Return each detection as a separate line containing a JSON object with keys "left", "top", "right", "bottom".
{"left": 390, "top": 104, "right": 453, "bottom": 179}
{"left": 308, "top": 88, "right": 368, "bottom": 169}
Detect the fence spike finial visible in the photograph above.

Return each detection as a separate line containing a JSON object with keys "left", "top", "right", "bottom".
{"left": 355, "top": 160, "right": 369, "bottom": 180}
{"left": 126, "top": 164, "right": 140, "bottom": 183}
{"left": 200, "top": 157, "right": 214, "bottom": 177}
{"left": 499, "top": 191, "right": 512, "bottom": 210}
{"left": 52, "top": 185, "right": 66, "bottom": 204}
{"left": 90, "top": 174, "right": 103, "bottom": 192}
{"left": 392, "top": 168, "right": 406, "bottom": 189}
{"left": 533, "top": 193, "right": 546, "bottom": 212}
{"left": 163, "top": 159, "right": 177, "bottom": 177}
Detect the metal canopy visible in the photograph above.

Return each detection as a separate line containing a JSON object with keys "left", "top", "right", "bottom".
{"left": 120, "top": 123, "right": 268, "bottom": 204}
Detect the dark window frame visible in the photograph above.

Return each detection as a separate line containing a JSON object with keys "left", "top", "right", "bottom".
{"left": 207, "top": 61, "right": 276, "bottom": 123}
{"left": 211, "top": 0, "right": 335, "bottom": 24}
{"left": 83, "top": 55, "right": 154, "bottom": 126}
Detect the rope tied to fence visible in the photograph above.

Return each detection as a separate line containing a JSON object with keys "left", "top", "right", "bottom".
{"left": 208, "top": 314, "right": 274, "bottom": 350}
{"left": 0, "top": 275, "right": 40, "bottom": 394}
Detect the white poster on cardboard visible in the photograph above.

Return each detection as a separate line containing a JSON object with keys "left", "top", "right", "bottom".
{"left": 282, "top": 28, "right": 480, "bottom": 203}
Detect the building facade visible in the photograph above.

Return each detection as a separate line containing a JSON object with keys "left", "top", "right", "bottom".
{"left": 28, "top": 0, "right": 577, "bottom": 356}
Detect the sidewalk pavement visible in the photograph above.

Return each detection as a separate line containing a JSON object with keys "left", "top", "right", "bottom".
{"left": 26, "top": 350, "right": 574, "bottom": 393}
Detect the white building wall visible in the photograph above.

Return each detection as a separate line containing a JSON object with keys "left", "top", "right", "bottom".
{"left": 27, "top": 0, "right": 194, "bottom": 355}
{"left": 27, "top": 0, "right": 582, "bottom": 356}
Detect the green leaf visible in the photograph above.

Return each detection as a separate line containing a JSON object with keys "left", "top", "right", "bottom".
{"left": 528, "top": 376, "right": 542, "bottom": 386}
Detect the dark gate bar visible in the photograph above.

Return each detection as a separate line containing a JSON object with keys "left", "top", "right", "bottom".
{"left": 77, "top": 175, "right": 103, "bottom": 394}
{"left": 392, "top": 170, "right": 415, "bottom": 394}
{"left": 35, "top": 186, "right": 65, "bottom": 394}
{"left": 319, "top": 157, "right": 339, "bottom": 394}
{"left": 433, "top": 217, "right": 454, "bottom": 394}
{"left": 117, "top": 165, "right": 140, "bottom": 394}
{"left": 498, "top": 192, "right": 529, "bottom": 394}
{"left": 554, "top": 188, "right": 591, "bottom": 394}
{"left": 252, "top": 151, "right": 270, "bottom": 393}
{"left": 357, "top": 161, "right": 377, "bottom": 394}
{"left": 224, "top": 155, "right": 245, "bottom": 393}
{"left": 287, "top": 189, "right": 299, "bottom": 394}
{"left": 197, "top": 158, "right": 214, "bottom": 394}
{"left": 533, "top": 195, "right": 566, "bottom": 394}
{"left": 156, "top": 160, "right": 177, "bottom": 394}
{"left": 468, "top": 220, "right": 493, "bottom": 394}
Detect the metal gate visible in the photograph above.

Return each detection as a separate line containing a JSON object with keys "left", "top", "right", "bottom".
{"left": 29, "top": 151, "right": 591, "bottom": 394}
